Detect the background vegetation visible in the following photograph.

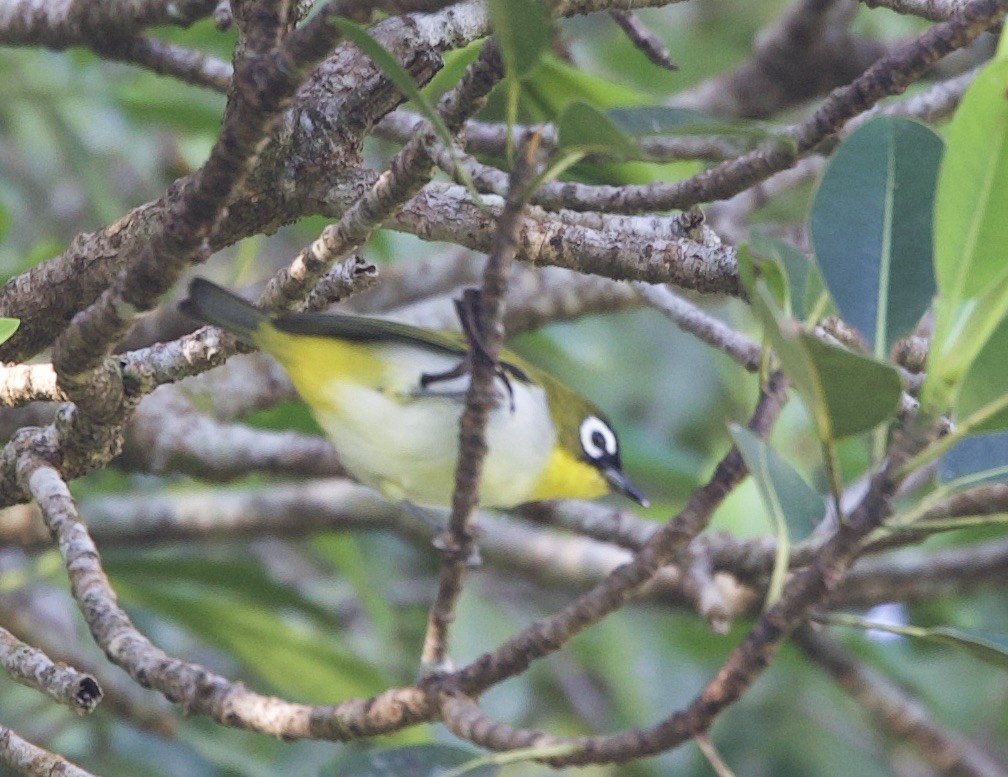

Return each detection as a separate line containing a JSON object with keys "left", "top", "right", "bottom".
{"left": 0, "top": 1, "right": 1006, "bottom": 776}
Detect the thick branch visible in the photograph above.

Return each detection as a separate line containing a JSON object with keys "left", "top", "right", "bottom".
{"left": 0, "top": 0, "right": 217, "bottom": 46}
{"left": 258, "top": 40, "right": 505, "bottom": 312}
{"left": 51, "top": 0, "right": 374, "bottom": 406}
{"left": 392, "top": 183, "right": 741, "bottom": 293}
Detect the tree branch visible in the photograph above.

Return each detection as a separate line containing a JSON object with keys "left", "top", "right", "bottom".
{"left": 796, "top": 627, "right": 1006, "bottom": 777}
{"left": 16, "top": 455, "right": 434, "bottom": 739}
{"left": 421, "top": 133, "right": 540, "bottom": 671}
{"left": 0, "top": 725, "right": 98, "bottom": 777}
{"left": 0, "top": 0, "right": 218, "bottom": 45}
{"left": 0, "top": 626, "right": 102, "bottom": 715}
{"left": 452, "top": 372, "right": 788, "bottom": 697}
{"left": 495, "top": 0, "right": 1004, "bottom": 213}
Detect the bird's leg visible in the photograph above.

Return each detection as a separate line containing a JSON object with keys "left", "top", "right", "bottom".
{"left": 418, "top": 357, "right": 470, "bottom": 389}
{"left": 419, "top": 288, "right": 516, "bottom": 412}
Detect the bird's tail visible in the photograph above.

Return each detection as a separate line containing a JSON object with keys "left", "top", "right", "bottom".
{"left": 179, "top": 278, "right": 267, "bottom": 344}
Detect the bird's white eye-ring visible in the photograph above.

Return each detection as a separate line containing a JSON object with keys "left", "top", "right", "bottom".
{"left": 580, "top": 415, "right": 617, "bottom": 461}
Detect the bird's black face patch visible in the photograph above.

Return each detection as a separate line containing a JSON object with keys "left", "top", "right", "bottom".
{"left": 579, "top": 415, "right": 619, "bottom": 468}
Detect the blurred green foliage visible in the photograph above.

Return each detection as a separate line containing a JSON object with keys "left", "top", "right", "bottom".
{"left": 1, "top": 3, "right": 1006, "bottom": 777}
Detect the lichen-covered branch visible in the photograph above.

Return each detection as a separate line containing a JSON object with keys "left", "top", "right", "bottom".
{"left": 0, "top": 0, "right": 218, "bottom": 46}
{"left": 0, "top": 725, "right": 98, "bottom": 777}
{"left": 259, "top": 40, "right": 504, "bottom": 312}
{"left": 391, "top": 183, "right": 741, "bottom": 292}
{"left": 0, "top": 626, "right": 102, "bottom": 714}
{"left": 421, "top": 133, "right": 540, "bottom": 671}
{"left": 17, "top": 455, "right": 433, "bottom": 739}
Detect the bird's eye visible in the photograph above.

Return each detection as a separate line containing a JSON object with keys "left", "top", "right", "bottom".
{"left": 579, "top": 415, "right": 617, "bottom": 461}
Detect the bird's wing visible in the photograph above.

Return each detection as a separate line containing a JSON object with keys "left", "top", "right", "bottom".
{"left": 272, "top": 312, "right": 530, "bottom": 383}
{"left": 274, "top": 312, "right": 465, "bottom": 353}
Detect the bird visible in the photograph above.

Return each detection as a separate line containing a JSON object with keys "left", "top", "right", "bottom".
{"left": 179, "top": 277, "right": 647, "bottom": 511}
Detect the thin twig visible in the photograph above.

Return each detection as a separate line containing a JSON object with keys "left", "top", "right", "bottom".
{"left": 452, "top": 372, "right": 788, "bottom": 697}
{"left": 477, "top": 0, "right": 1005, "bottom": 214}
{"left": 421, "top": 132, "right": 542, "bottom": 671}
{"left": 861, "top": 0, "right": 967, "bottom": 21}
{"left": 96, "top": 36, "right": 232, "bottom": 91}
{"left": 609, "top": 10, "right": 678, "bottom": 70}
{"left": 635, "top": 282, "right": 761, "bottom": 371}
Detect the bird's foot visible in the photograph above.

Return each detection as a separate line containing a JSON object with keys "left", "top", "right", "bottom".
{"left": 420, "top": 288, "right": 517, "bottom": 413}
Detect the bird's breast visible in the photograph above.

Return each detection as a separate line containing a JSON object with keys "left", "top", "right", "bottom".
{"left": 301, "top": 344, "right": 557, "bottom": 508}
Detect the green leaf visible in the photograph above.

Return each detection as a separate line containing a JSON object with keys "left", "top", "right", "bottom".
{"left": 0, "top": 318, "right": 19, "bottom": 346}
{"left": 803, "top": 334, "right": 902, "bottom": 438}
{"left": 938, "top": 432, "right": 1008, "bottom": 484}
{"left": 330, "top": 17, "right": 454, "bottom": 149}
{"left": 107, "top": 554, "right": 339, "bottom": 629}
{"left": 116, "top": 577, "right": 389, "bottom": 702}
{"left": 487, "top": 0, "right": 551, "bottom": 79}
{"left": 729, "top": 424, "right": 824, "bottom": 606}
{"left": 810, "top": 116, "right": 942, "bottom": 359}
{"left": 327, "top": 745, "right": 497, "bottom": 777}
{"left": 557, "top": 101, "right": 638, "bottom": 158}
{"left": 828, "top": 614, "right": 1008, "bottom": 671}
{"left": 504, "top": 56, "right": 705, "bottom": 185}
{"left": 751, "top": 283, "right": 902, "bottom": 440}
{"left": 927, "top": 270, "right": 1008, "bottom": 411}
{"left": 607, "top": 106, "right": 774, "bottom": 140}
{"left": 952, "top": 315, "right": 1008, "bottom": 432}
{"left": 729, "top": 425, "right": 824, "bottom": 540}
{"left": 519, "top": 54, "right": 650, "bottom": 116}
{"left": 928, "top": 59, "right": 1008, "bottom": 404}
{"left": 748, "top": 233, "right": 824, "bottom": 320}
{"left": 487, "top": 0, "right": 551, "bottom": 163}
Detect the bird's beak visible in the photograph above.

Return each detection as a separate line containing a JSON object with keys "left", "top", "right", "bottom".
{"left": 603, "top": 466, "right": 650, "bottom": 508}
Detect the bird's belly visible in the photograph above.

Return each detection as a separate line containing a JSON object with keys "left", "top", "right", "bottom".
{"left": 314, "top": 379, "right": 555, "bottom": 508}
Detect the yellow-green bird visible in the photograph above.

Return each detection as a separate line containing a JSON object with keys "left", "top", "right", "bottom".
{"left": 180, "top": 278, "right": 647, "bottom": 510}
